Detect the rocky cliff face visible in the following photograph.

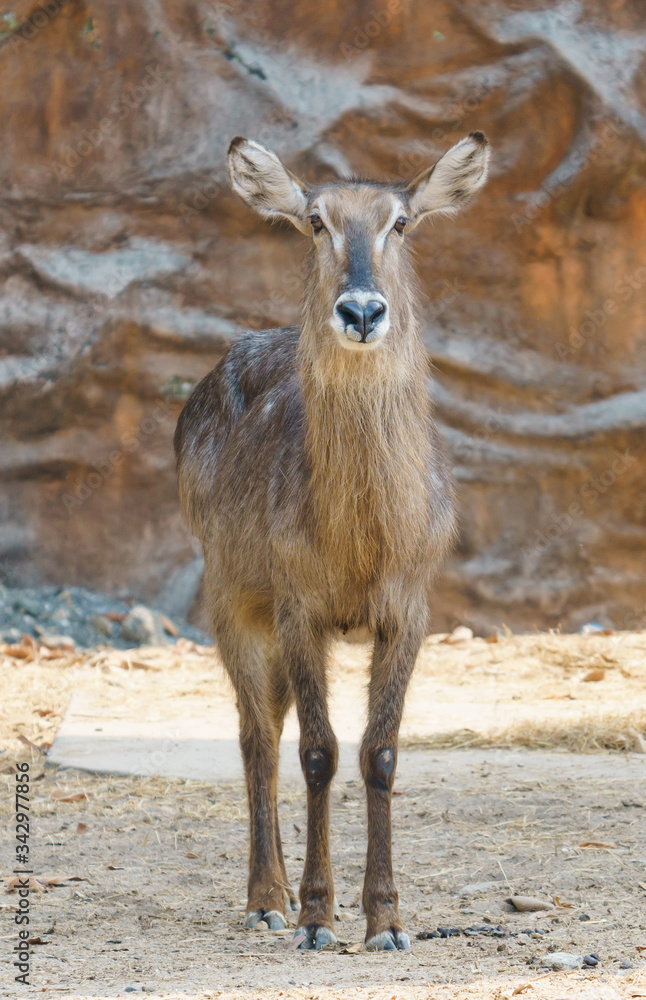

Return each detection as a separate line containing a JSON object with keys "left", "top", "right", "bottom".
{"left": 1, "top": 0, "right": 645, "bottom": 632}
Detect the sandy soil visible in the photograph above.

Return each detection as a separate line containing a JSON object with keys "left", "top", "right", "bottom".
{"left": 1, "top": 631, "right": 646, "bottom": 999}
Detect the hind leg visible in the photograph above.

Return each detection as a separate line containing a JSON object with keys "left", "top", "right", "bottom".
{"left": 216, "top": 623, "right": 288, "bottom": 929}
{"left": 267, "top": 653, "right": 299, "bottom": 914}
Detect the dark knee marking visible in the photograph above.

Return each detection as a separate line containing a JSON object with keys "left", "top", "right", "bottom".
{"left": 367, "top": 747, "right": 396, "bottom": 793}
{"left": 303, "top": 748, "right": 336, "bottom": 791}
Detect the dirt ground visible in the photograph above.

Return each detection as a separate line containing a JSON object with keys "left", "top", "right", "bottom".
{"left": 1, "top": 630, "right": 646, "bottom": 999}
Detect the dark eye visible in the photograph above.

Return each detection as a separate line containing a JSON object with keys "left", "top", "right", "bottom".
{"left": 309, "top": 213, "right": 325, "bottom": 234}
{"left": 393, "top": 216, "right": 407, "bottom": 234}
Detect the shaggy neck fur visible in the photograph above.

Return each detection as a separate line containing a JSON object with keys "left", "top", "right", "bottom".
{"left": 297, "top": 251, "right": 433, "bottom": 582}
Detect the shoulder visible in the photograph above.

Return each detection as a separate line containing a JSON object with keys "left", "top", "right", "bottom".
{"left": 190, "top": 324, "right": 300, "bottom": 409}
{"left": 225, "top": 325, "right": 300, "bottom": 403}
{"left": 174, "top": 326, "right": 300, "bottom": 455}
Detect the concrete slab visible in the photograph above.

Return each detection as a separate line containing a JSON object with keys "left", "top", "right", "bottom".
{"left": 48, "top": 687, "right": 366, "bottom": 781}
{"left": 48, "top": 688, "right": 646, "bottom": 785}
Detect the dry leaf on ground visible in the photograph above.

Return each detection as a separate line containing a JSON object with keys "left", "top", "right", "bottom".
{"left": 3, "top": 874, "right": 86, "bottom": 893}
{"left": 51, "top": 789, "right": 92, "bottom": 802}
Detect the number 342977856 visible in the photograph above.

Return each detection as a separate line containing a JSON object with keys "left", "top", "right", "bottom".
{"left": 15, "top": 762, "right": 30, "bottom": 862}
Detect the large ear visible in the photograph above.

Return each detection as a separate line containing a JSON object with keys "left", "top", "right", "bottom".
{"left": 227, "top": 137, "right": 310, "bottom": 233}
{"left": 406, "top": 131, "right": 490, "bottom": 227}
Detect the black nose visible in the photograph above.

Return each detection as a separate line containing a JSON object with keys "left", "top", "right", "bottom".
{"left": 336, "top": 300, "right": 386, "bottom": 341}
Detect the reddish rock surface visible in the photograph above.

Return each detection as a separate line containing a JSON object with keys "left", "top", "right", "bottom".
{"left": 1, "top": 1, "right": 645, "bottom": 632}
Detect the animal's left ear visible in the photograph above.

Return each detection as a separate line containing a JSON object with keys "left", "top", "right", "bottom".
{"left": 227, "top": 137, "right": 310, "bottom": 233}
{"left": 405, "top": 131, "right": 490, "bottom": 228}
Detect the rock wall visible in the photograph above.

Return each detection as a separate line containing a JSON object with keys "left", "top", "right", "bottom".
{"left": 1, "top": 0, "right": 645, "bottom": 632}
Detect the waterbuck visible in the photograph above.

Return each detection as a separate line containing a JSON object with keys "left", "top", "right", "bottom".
{"left": 174, "top": 131, "right": 490, "bottom": 950}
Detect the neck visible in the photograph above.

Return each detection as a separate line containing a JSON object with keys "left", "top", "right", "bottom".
{"left": 297, "top": 308, "right": 433, "bottom": 581}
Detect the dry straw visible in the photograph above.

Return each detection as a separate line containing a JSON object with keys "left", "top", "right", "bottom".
{"left": 402, "top": 710, "right": 646, "bottom": 754}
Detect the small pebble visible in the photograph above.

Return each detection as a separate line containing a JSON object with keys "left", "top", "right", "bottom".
{"left": 121, "top": 606, "right": 161, "bottom": 645}
{"left": 579, "top": 913, "right": 591, "bottom": 921}
{"left": 91, "top": 613, "right": 113, "bottom": 636}
{"left": 443, "top": 625, "right": 473, "bottom": 644}
{"left": 124, "top": 989, "right": 139, "bottom": 994}
{"left": 579, "top": 621, "right": 606, "bottom": 634}
{"left": 506, "top": 894, "right": 554, "bottom": 912}
{"left": 583, "top": 954, "right": 598, "bottom": 967}
{"left": 39, "top": 633, "right": 76, "bottom": 650}
{"left": 618, "top": 959, "right": 632, "bottom": 969}
{"left": 13, "top": 596, "right": 42, "bottom": 617}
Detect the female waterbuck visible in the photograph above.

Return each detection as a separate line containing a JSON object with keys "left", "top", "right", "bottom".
{"left": 175, "top": 132, "right": 489, "bottom": 950}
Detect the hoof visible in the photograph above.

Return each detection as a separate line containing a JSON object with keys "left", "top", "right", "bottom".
{"left": 244, "top": 909, "right": 287, "bottom": 930}
{"left": 365, "top": 928, "right": 410, "bottom": 951}
{"left": 293, "top": 924, "right": 337, "bottom": 950}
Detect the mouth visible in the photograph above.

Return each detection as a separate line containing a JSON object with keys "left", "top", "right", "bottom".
{"left": 331, "top": 292, "right": 390, "bottom": 350}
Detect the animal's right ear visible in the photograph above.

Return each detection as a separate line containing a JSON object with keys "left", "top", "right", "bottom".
{"left": 227, "top": 137, "right": 310, "bottom": 233}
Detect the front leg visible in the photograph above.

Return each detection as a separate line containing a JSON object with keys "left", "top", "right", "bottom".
{"left": 360, "top": 617, "right": 425, "bottom": 951}
{"left": 278, "top": 609, "right": 338, "bottom": 950}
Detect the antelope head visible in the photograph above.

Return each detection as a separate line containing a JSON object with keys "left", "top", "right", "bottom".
{"left": 228, "top": 133, "right": 490, "bottom": 352}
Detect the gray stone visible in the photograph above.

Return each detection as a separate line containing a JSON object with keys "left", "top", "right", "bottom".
{"left": 121, "top": 606, "right": 161, "bottom": 645}
{"left": 13, "top": 594, "right": 42, "bottom": 617}
{"left": 459, "top": 881, "right": 499, "bottom": 895}
{"left": 91, "top": 614, "right": 114, "bottom": 637}
{"left": 0, "top": 585, "right": 209, "bottom": 650}
{"left": 51, "top": 607, "right": 72, "bottom": 624}
{"left": 545, "top": 952, "right": 583, "bottom": 971}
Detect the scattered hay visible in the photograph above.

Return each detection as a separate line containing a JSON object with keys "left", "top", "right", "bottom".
{"left": 3, "top": 631, "right": 646, "bottom": 767}
{"left": 401, "top": 709, "right": 646, "bottom": 754}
